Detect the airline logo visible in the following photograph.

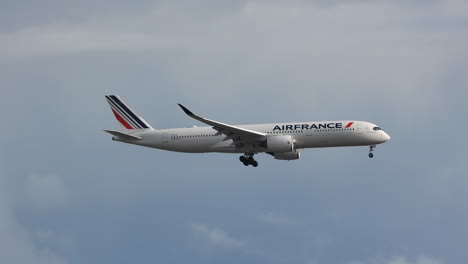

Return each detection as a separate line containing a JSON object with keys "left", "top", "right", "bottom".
{"left": 273, "top": 122, "right": 354, "bottom": 131}
{"left": 105, "top": 95, "right": 150, "bottom": 129}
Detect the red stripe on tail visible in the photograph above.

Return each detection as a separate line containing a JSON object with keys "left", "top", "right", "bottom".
{"left": 345, "top": 122, "right": 354, "bottom": 128}
{"left": 112, "top": 109, "right": 133, "bottom": 129}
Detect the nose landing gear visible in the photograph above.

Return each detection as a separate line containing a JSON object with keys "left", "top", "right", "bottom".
{"left": 368, "top": 145, "right": 376, "bottom": 158}
{"left": 239, "top": 154, "right": 258, "bottom": 167}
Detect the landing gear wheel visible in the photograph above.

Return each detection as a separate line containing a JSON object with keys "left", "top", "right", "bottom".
{"left": 251, "top": 160, "right": 258, "bottom": 167}
{"left": 368, "top": 153, "right": 374, "bottom": 158}
{"left": 239, "top": 154, "right": 259, "bottom": 167}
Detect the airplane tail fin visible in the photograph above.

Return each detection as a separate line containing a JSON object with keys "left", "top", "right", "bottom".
{"left": 105, "top": 95, "right": 153, "bottom": 130}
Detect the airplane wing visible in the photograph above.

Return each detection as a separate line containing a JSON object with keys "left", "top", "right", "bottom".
{"left": 178, "top": 104, "right": 266, "bottom": 141}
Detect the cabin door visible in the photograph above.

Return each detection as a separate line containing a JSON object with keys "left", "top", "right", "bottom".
{"left": 162, "top": 133, "right": 169, "bottom": 143}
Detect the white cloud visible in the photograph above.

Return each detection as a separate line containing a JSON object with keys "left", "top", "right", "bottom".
{"left": 191, "top": 223, "right": 244, "bottom": 249}
{"left": 349, "top": 256, "right": 444, "bottom": 264}
{"left": 386, "top": 256, "right": 443, "bottom": 264}
{"left": 257, "top": 211, "right": 302, "bottom": 227}
{"left": 0, "top": 170, "right": 68, "bottom": 264}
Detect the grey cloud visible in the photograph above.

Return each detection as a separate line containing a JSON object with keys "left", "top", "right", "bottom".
{"left": 22, "top": 174, "right": 68, "bottom": 209}
{"left": 0, "top": 0, "right": 154, "bottom": 32}
{"left": 0, "top": 0, "right": 456, "bottom": 33}
{"left": 257, "top": 211, "right": 302, "bottom": 228}
{"left": 0, "top": 1, "right": 467, "bottom": 264}
{"left": 191, "top": 223, "right": 245, "bottom": 249}
{"left": 0, "top": 0, "right": 246, "bottom": 33}
{"left": 348, "top": 256, "right": 444, "bottom": 264}
{"left": 0, "top": 171, "right": 68, "bottom": 264}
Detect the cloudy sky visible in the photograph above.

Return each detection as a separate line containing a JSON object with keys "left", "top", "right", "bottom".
{"left": 1, "top": 0, "right": 467, "bottom": 263}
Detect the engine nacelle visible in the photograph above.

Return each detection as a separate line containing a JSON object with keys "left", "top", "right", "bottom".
{"left": 266, "top": 135, "right": 293, "bottom": 153}
{"left": 274, "top": 149, "right": 301, "bottom": 160}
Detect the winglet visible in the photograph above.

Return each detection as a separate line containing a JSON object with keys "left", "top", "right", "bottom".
{"left": 178, "top": 104, "right": 195, "bottom": 116}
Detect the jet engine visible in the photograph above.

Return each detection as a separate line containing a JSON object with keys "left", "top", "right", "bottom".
{"left": 265, "top": 135, "right": 293, "bottom": 153}
{"left": 274, "top": 149, "right": 301, "bottom": 160}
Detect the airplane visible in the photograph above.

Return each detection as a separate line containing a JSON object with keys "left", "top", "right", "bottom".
{"left": 104, "top": 95, "right": 390, "bottom": 167}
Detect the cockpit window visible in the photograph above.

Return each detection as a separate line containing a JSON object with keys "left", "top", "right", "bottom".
{"left": 373, "top": 127, "right": 382, "bottom": 131}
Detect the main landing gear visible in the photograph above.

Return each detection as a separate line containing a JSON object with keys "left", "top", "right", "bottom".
{"left": 239, "top": 154, "right": 258, "bottom": 167}
{"left": 368, "top": 145, "right": 376, "bottom": 158}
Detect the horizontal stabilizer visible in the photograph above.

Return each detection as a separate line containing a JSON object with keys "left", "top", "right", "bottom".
{"left": 103, "top": 130, "right": 141, "bottom": 140}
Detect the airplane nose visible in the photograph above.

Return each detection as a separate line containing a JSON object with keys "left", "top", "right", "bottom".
{"left": 385, "top": 132, "right": 391, "bottom": 141}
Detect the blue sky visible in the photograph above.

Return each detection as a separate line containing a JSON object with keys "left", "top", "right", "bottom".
{"left": 1, "top": 1, "right": 467, "bottom": 263}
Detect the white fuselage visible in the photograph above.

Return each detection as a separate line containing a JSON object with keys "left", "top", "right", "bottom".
{"left": 113, "top": 120, "right": 390, "bottom": 154}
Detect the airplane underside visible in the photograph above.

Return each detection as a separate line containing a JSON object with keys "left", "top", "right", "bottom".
{"left": 119, "top": 137, "right": 380, "bottom": 167}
